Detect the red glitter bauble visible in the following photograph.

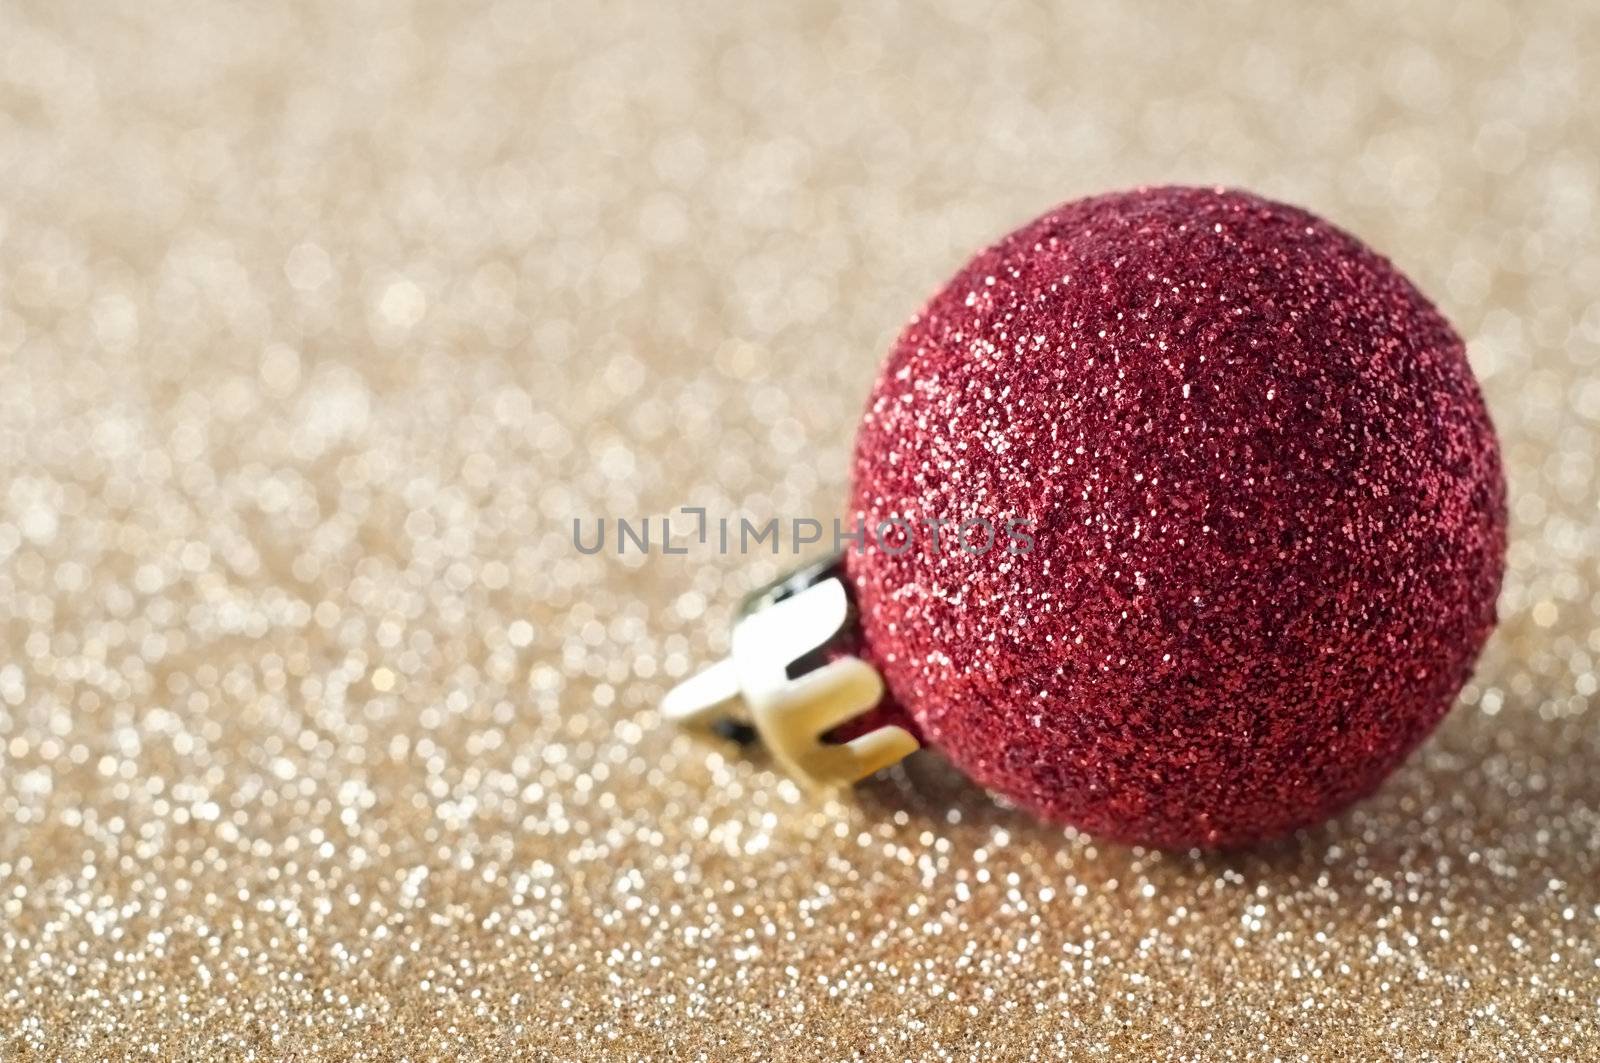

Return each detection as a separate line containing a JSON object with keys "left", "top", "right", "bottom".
{"left": 847, "top": 186, "right": 1506, "bottom": 848}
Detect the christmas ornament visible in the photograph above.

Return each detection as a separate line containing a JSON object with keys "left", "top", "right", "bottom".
{"left": 665, "top": 186, "right": 1506, "bottom": 848}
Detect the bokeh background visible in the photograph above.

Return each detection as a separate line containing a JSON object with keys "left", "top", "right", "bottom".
{"left": 2, "top": 1, "right": 1598, "bottom": 1058}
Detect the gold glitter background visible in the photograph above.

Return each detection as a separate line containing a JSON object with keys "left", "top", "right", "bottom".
{"left": 1, "top": 1, "right": 1597, "bottom": 1059}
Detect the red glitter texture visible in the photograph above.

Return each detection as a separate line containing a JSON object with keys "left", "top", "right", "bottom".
{"left": 847, "top": 186, "right": 1506, "bottom": 848}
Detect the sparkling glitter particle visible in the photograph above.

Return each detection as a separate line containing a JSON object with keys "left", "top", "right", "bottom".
{"left": 1, "top": 2, "right": 1599, "bottom": 1060}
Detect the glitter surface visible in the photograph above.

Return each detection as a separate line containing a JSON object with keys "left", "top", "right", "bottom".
{"left": 2, "top": 1, "right": 1599, "bottom": 1058}
{"left": 848, "top": 186, "right": 1507, "bottom": 847}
